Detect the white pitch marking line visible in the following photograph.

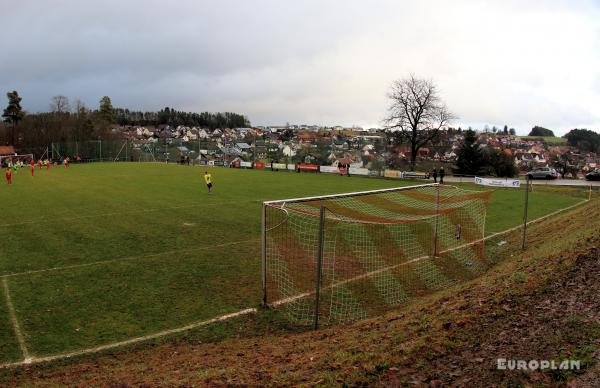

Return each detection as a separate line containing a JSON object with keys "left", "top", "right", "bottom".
{"left": 0, "top": 198, "right": 591, "bottom": 369}
{"left": 0, "top": 199, "right": 262, "bottom": 228}
{"left": 1, "top": 238, "right": 260, "bottom": 279}
{"left": 2, "top": 278, "right": 32, "bottom": 364}
{"left": 0, "top": 308, "right": 258, "bottom": 369}
{"left": 483, "top": 198, "right": 589, "bottom": 239}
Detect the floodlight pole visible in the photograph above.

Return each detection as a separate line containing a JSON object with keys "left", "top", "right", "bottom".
{"left": 314, "top": 205, "right": 326, "bottom": 330}
{"left": 261, "top": 203, "right": 268, "bottom": 306}
{"left": 522, "top": 176, "right": 530, "bottom": 250}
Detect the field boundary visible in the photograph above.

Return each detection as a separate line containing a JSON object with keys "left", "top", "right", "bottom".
{"left": 0, "top": 308, "right": 257, "bottom": 369}
{"left": 2, "top": 278, "right": 31, "bottom": 363}
{"left": 0, "top": 197, "right": 591, "bottom": 369}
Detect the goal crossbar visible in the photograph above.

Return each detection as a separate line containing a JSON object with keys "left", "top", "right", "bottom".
{"left": 263, "top": 183, "right": 438, "bottom": 205}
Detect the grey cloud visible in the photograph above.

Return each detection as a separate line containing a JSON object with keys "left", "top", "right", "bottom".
{"left": 1, "top": 0, "right": 600, "bottom": 135}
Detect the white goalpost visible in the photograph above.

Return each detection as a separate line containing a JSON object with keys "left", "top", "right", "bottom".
{"left": 0, "top": 154, "right": 35, "bottom": 167}
{"left": 261, "top": 183, "right": 492, "bottom": 328}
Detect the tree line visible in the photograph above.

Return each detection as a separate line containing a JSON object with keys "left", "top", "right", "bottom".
{"left": 1, "top": 91, "right": 251, "bottom": 151}
{"left": 114, "top": 107, "right": 250, "bottom": 129}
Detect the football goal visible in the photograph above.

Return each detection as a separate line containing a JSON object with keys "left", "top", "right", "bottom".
{"left": 261, "top": 183, "right": 492, "bottom": 328}
{"left": 0, "top": 154, "right": 34, "bottom": 167}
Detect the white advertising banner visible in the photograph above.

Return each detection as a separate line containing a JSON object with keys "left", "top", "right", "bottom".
{"left": 240, "top": 161, "right": 253, "bottom": 168}
{"left": 349, "top": 167, "right": 370, "bottom": 176}
{"left": 320, "top": 166, "right": 339, "bottom": 173}
{"left": 207, "top": 160, "right": 215, "bottom": 166}
{"left": 272, "top": 163, "right": 287, "bottom": 169}
{"left": 474, "top": 176, "right": 521, "bottom": 188}
{"left": 287, "top": 164, "right": 297, "bottom": 170}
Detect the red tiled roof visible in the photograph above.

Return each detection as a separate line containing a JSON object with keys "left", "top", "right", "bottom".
{"left": 0, "top": 146, "right": 15, "bottom": 155}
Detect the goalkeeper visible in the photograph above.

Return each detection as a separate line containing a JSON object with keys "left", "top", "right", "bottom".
{"left": 204, "top": 171, "right": 213, "bottom": 193}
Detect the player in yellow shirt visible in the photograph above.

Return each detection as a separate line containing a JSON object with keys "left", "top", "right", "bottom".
{"left": 204, "top": 171, "right": 213, "bottom": 193}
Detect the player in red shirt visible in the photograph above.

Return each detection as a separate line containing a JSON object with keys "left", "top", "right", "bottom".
{"left": 38, "top": 159, "right": 43, "bottom": 169}
{"left": 76, "top": 155, "right": 81, "bottom": 164}
{"left": 5, "top": 168, "right": 12, "bottom": 185}
{"left": 65, "top": 157, "right": 70, "bottom": 168}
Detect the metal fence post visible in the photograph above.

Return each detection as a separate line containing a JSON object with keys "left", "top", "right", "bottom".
{"left": 314, "top": 205, "right": 326, "bottom": 330}
{"left": 433, "top": 184, "right": 441, "bottom": 257}
{"left": 522, "top": 176, "right": 530, "bottom": 250}
{"left": 261, "top": 203, "right": 268, "bottom": 306}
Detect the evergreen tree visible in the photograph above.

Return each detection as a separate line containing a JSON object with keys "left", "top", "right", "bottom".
{"left": 564, "top": 128, "right": 600, "bottom": 153}
{"left": 99, "top": 96, "right": 115, "bottom": 123}
{"left": 2, "top": 91, "right": 25, "bottom": 145}
{"left": 453, "top": 129, "right": 486, "bottom": 175}
{"left": 486, "top": 148, "right": 518, "bottom": 177}
{"left": 528, "top": 126, "right": 554, "bottom": 137}
{"left": 503, "top": 125, "right": 508, "bottom": 134}
{"left": 509, "top": 128, "right": 516, "bottom": 136}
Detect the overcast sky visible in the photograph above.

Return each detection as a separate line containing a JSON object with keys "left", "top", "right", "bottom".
{"left": 1, "top": 0, "right": 600, "bottom": 135}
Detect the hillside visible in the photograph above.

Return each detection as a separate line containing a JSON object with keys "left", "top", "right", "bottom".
{"left": 520, "top": 136, "right": 568, "bottom": 146}
{"left": 2, "top": 200, "right": 599, "bottom": 386}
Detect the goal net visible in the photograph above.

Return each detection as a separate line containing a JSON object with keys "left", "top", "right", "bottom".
{"left": 0, "top": 154, "right": 34, "bottom": 167}
{"left": 262, "top": 183, "right": 493, "bottom": 327}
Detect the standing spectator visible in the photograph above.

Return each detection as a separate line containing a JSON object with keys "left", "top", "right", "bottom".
{"left": 432, "top": 168, "right": 438, "bottom": 183}
{"left": 439, "top": 167, "right": 445, "bottom": 184}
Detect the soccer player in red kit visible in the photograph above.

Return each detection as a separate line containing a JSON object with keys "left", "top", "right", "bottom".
{"left": 65, "top": 157, "right": 70, "bottom": 168}
{"left": 5, "top": 168, "right": 12, "bottom": 185}
{"left": 38, "top": 159, "right": 43, "bottom": 169}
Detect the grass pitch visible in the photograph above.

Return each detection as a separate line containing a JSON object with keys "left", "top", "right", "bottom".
{"left": 0, "top": 163, "right": 585, "bottom": 364}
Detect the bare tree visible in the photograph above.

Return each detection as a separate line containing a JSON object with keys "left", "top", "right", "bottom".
{"left": 73, "top": 99, "right": 87, "bottom": 115}
{"left": 383, "top": 75, "right": 456, "bottom": 170}
{"left": 50, "top": 95, "right": 70, "bottom": 113}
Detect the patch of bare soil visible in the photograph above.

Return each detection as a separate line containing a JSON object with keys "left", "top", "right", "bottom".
{"left": 384, "top": 245, "right": 600, "bottom": 387}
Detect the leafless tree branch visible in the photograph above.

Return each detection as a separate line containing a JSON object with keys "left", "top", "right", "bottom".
{"left": 383, "top": 75, "right": 456, "bottom": 170}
